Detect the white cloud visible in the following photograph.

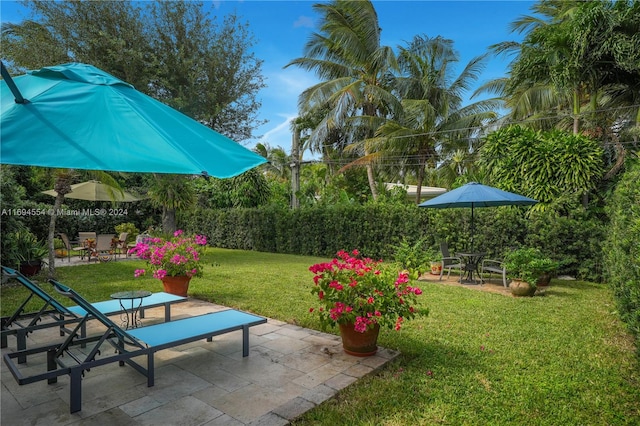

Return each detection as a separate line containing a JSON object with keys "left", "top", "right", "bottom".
{"left": 261, "top": 67, "right": 318, "bottom": 104}
{"left": 257, "top": 114, "right": 296, "bottom": 151}
{"left": 293, "top": 15, "right": 314, "bottom": 29}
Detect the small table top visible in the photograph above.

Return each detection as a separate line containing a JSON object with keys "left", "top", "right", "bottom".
{"left": 456, "top": 252, "right": 487, "bottom": 257}
{"left": 110, "top": 290, "right": 152, "bottom": 300}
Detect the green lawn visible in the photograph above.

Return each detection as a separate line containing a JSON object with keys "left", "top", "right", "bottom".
{"left": 2, "top": 248, "right": 639, "bottom": 425}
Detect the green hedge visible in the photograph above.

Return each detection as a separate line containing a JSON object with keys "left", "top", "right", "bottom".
{"left": 604, "top": 159, "right": 640, "bottom": 347}
{"left": 182, "top": 202, "right": 605, "bottom": 281}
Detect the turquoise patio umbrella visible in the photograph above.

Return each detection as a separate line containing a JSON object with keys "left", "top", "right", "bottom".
{"left": 0, "top": 62, "right": 266, "bottom": 177}
{"left": 419, "top": 182, "right": 538, "bottom": 252}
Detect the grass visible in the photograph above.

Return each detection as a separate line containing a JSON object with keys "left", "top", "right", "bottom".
{"left": 2, "top": 248, "right": 639, "bottom": 425}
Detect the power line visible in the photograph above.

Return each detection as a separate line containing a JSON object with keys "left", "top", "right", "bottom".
{"left": 386, "top": 104, "right": 640, "bottom": 140}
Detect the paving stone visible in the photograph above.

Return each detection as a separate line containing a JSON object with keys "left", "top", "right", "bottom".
{"left": 323, "top": 373, "right": 358, "bottom": 390}
{"left": 248, "top": 412, "right": 290, "bottom": 426}
{"left": 300, "top": 384, "right": 337, "bottom": 405}
{"left": 292, "top": 365, "right": 341, "bottom": 389}
{"left": 133, "top": 395, "right": 224, "bottom": 426}
{"left": 272, "top": 396, "right": 316, "bottom": 421}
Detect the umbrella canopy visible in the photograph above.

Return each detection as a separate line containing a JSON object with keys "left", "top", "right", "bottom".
{"left": 419, "top": 182, "right": 538, "bottom": 251}
{"left": 42, "top": 180, "right": 142, "bottom": 202}
{"left": 0, "top": 63, "right": 267, "bottom": 177}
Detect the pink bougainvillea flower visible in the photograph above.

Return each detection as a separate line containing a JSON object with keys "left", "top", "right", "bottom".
{"left": 132, "top": 230, "right": 206, "bottom": 281}
{"left": 153, "top": 269, "right": 167, "bottom": 279}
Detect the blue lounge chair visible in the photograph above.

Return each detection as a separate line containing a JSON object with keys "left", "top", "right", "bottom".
{"left": 0, "top": 266, "right": 187, "bottom": 358}
{"left": 3, "top": 279, "right": 267, "bottom": 413}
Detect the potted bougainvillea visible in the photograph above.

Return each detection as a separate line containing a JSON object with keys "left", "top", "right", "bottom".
{"left": 130, "top": 230, "right": 207, "bottom": 296}
{"left": 309, "top": 250, "right": 427, "bottom": 356}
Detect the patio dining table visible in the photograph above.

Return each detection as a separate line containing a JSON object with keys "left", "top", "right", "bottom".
{"left": 456, "top": 252, "right": 487, "bottom": 284}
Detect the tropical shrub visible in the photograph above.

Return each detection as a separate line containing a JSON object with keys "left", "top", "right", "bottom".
{"left": 480, "top": 125, "right": 604, "bottom": 211}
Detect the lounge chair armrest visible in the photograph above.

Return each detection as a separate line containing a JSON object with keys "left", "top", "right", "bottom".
{"left": 482, "top": 259, "right": 504, "bottom": 267}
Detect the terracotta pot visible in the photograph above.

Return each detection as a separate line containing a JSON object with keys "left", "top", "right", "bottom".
{"left": 510, "top": 280, "right": 536, "bottom": 297}
{"left": 338, "top": 322, "right": 380, "bottom": 356}
{"left": 430, "top": 262, "right": 442, "bottom": 275}
{"left": 161, "top": 275, "right": 192, "bottom": 297}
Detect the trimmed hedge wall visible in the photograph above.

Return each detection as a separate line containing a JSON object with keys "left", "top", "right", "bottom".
{"left": 182, "top": 202, "right": 605, "bottom": 281}
{"left": 604, "top": 160, "right": 640, "bottom": 347}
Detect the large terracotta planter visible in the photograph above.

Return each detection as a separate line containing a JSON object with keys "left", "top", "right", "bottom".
{"left": 161, "top": 275, "right": 192, "bottom": 297}
{"left": 509, "top": 280, "right": 536, "bottom": 297}
{"left": 338, "top": 322, "right": 380, "bottom": 356}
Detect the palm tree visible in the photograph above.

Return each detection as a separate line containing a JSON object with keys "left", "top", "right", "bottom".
{"left": 254, "top": 142, "right": 291, "bottom": 179}
{"left": 485, "top": 1, "right": 583, "bottom": 132}
{"left": 147, "top": 174, "right": 195, "bottom": 235}
{"left": 285, "top": 0, "right": 400, "bottom": 199}
{"left": 368, "top": 35, "right": 497, "bottom": 201}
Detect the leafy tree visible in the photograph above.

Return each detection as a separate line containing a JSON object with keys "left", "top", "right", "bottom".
{"left": 1, "top": 20, "right": 69, "bottom": 71}
{"left": 191, "top": 169, "right": 270, "bottom": 210}
{"left": 148, "top": 1, "right": 266, "bottom": 142}
{"left": 3, "top": 0, "right": 154, "bottom": 89}
{"left": 254, "top": 143, "right": 291, "bottom": 180}
{"left": 1, "top": 0, "right": 268, "bottom": 236}
{"left": 147, "top": 174, "right": 195, "bottom": 235}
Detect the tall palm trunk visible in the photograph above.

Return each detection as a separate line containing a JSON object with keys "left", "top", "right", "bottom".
{"left": 162, "top": 206, "right": 177, "bottom": 235}
{"left": 47, "top": 173, "right": 73, "bottom": 278}
{"left": 365, "top": 159, "right": 378, "bottom": 200}
{"left": 415, "top": 156, "right": 427, "bottom": 204}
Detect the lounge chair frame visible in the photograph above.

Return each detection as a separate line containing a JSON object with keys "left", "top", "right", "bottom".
{"left": 0, "top": 266, "right": 186, "bottom": 359}
{"left": 3, "top": 279, "right": 267, "bottom": 413}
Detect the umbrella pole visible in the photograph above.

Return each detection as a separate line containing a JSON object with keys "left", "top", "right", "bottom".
{"left": 470, "top": 205, "right": 474, "bottom": 252}
{"left": 0, "top": 62, "right": 27, "bottom": 104}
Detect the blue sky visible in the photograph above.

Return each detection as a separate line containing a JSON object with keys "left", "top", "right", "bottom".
{"left": 1, "top": 0, "right": 534, "bottom": 155}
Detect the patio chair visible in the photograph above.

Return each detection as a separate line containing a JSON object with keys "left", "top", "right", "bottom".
{"left": 0, "top": 266, "right": 187, "bottom": 358}
{"left": 89, "top": 234, "right": 115, "bottom": 262}
{"left": 3, "top": 279, "right": 267, "bottom": 413}
{"left": 57, "top": 233, "right": 87, "bottom": 262}
{"left": 439, "top": 242, "right": 464, "bottom": 283}
{"left": 113, "top": 232, "right": 129, "bottom": 259}
{"left": 480, "top": 258, "right": 508, "bottom": 288}
{"left": 76, "top": 232, "right": 97, "bottom": 260}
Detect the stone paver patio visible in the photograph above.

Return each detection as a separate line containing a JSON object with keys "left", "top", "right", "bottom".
{"left": 1, "top": 296, "right": 398, "bottom": 425}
